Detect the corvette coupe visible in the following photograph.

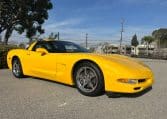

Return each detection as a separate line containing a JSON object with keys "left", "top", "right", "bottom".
{"left": 7, "top": 40, "right": 154, "bottom": 96}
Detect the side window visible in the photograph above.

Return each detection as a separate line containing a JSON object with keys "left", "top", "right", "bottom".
{"left": 52, "top": 42, "right": 66, "bottom": 53}
{"left": 65, "top": 44, "right": 78, "bottom": 52}
{"left": 32, "top": 42, "right": 50, "bottom": 51}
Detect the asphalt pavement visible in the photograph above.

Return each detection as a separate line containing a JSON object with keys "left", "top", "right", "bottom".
{"left": 0, "top": 59, "right": 167, "bottom": 119}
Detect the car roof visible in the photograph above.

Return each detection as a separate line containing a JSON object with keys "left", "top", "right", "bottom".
{"left": 37, "top": 40, "right": 75, "bottom": 45}
{"left": 28, "top": 40, "right": 75, "bottom": 50}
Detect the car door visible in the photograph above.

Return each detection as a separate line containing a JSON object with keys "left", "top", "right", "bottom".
{"left": 26, "top": 42, "right": 57, "bottom": 80}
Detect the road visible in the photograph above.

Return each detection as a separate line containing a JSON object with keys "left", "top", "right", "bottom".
{"left": 0, "top": 59, "right": 167, "bottom": 119}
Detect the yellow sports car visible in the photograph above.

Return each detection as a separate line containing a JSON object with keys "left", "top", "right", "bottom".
{"left": 7, "top": 40, "right": 154, "bottom": 96}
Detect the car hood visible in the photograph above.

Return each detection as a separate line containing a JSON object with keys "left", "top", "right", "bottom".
{"left": 87, "top": 53, "right": 153, "bottom": 78}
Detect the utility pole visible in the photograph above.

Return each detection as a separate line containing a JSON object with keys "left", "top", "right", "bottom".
{"left": 120, "top": 19, "right": 125, "bottom": 54}
{"left": 86, "top": 33, "right": 88, "bottom": 49}
{"left": 57, "top": 32, "right": 60, "bottom": 40}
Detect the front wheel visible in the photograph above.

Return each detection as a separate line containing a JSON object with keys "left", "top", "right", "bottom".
{"left": 74, "top": 62, "right": 104, "bottom": 96}
{"left": 12, "top": 58, "right": 24, "bottom": 78}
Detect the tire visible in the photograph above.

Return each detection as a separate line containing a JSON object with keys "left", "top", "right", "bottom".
{"left": 74, "top": 62, "right": 104, "bottom": 96}
{"left": 12, "top": 58, "right": 24, "bottom": 78}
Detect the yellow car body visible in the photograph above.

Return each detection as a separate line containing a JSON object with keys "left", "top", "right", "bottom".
{"left": 7, "top": 40, "right": 154, "bottom": 95}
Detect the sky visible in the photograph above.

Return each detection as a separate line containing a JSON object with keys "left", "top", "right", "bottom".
{"left": 10, "top": 0, "right": 167, "bottom": 45}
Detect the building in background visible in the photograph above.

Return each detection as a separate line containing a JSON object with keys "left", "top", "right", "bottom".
{"left": 94, "top": 43, "right": 131, "bottom": 55}
{"left": 131, "top": 44, "right": 155, "bottom": 56}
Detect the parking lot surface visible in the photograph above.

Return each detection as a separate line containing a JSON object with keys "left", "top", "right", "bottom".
{"left": 0, "top": 59, "right": 167, "bottom": 119}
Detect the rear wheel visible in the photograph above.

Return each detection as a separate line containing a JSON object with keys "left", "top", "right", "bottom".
{"left": 74, "top": 62, "right": 104, "bottom": 96}
{"left": 12, "top": 58, "right": 24, "bottom": 78}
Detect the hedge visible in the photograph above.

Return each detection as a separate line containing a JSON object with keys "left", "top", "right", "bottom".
{"left": 0, "top": 45, "right": 18, "bottom": 69}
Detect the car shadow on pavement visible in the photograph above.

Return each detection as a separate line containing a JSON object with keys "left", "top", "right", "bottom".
{"left": 23, "top": 77, "right": 153, "bottom": 98}
{"left": 107, "top": 87, "right": 153, "bottom": 98}
{"left": 27, "top": 77, "right": 106, "bottom": 97}
{"left": 31, "top": 77, "right": 76, "bottom": 88}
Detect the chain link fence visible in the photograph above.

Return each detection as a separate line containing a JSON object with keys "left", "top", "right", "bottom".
{"left": 93, "top": 44, "right": 167, "bottom": 60}
{"left": 151, "top": 50, "right": 167, "bottom": 60}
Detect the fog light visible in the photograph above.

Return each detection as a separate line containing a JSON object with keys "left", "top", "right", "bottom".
{"left": 118, "top": 79, "right": 138, "bottom": 84}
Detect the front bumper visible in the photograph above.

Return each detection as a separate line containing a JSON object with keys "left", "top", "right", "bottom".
{"left": 105, "top": 77, "right": 154, "bottom": 94}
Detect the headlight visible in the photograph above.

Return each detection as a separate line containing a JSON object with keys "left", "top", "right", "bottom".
{"left": 118, "top": 79, "right": 138, "bottom": 84}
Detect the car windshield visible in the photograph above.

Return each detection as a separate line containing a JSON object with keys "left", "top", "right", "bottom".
{"left": 34, "top": 41, "right": 89, "bottom": 53}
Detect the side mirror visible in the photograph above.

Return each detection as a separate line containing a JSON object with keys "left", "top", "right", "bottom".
{"left": 36, "top": 48, "right": 48, "bottom": 55}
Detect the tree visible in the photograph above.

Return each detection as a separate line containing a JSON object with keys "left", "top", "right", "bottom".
{"left": 131, "top": 34, "right": 139, "bottom": 55}
{"left": 141, "top": 36, "right": 154, "bottom": 55}
{"left": 152, "top": 28, "right": 167, "bottom": 48}
{"left": 141, "top": 36, "right": 154, "bottom": 45}
{"left": 0, "top": 0, "right": 53, "bottom": 45}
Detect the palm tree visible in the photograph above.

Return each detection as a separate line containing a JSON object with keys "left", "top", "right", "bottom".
{"left": 141, "top": 36, "right": 154, "bottom": 55}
